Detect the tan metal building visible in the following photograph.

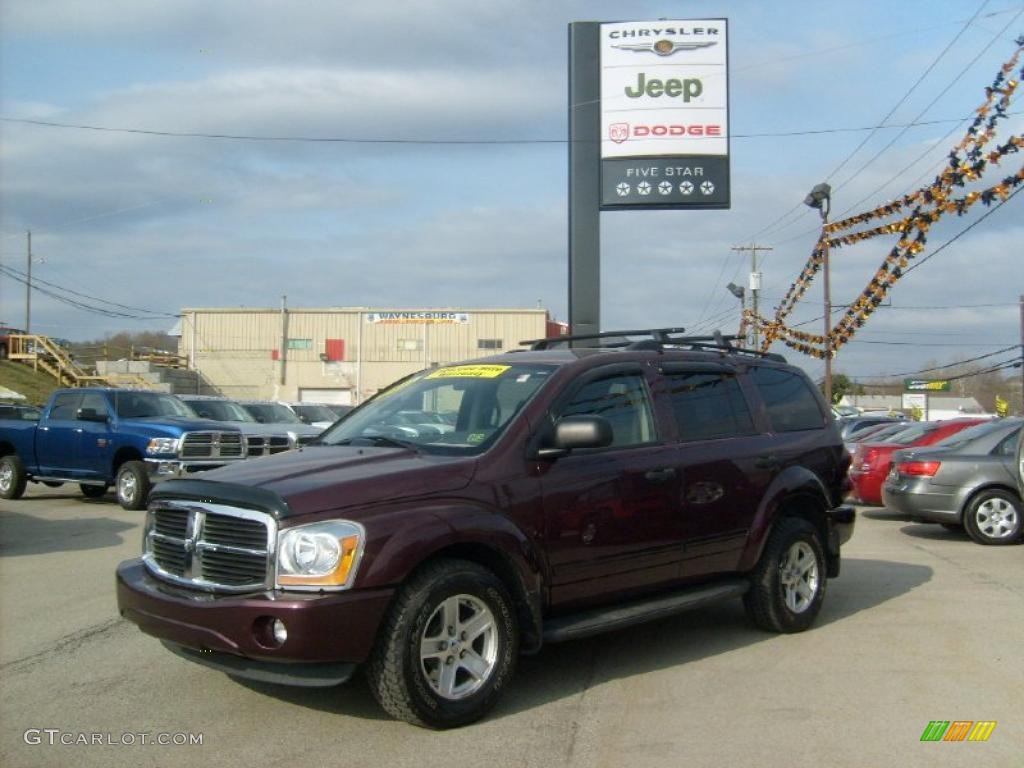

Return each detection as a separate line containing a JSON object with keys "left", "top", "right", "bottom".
{"left": 176, "top": 307, "right": 556, "bottom": 403}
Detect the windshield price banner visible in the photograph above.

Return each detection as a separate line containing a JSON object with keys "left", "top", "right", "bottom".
{"left": 599, "top": 19, "right": 730, "bottom": 210}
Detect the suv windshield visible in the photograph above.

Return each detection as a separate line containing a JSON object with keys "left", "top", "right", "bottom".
{"left": 183, "top": 399, "right": 257, "bottom": 423}
{"left": 115, "top": 392, "right": 195, "bottom": 419}
{"left": 320, "top": 363, "right": 555, "bottom": 455}
{"left": 243, "top": 403, "right": 303, "bottom": 424}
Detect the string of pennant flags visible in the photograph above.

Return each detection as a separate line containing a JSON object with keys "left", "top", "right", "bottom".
{"left": 744, "top": 37, "right": 1024, "bottom": 361}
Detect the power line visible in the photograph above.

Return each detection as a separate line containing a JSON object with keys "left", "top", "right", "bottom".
{"left": 833, "top": 4, "right": 1023, "bottom": 196}
{"left": 2, "top": 110, "right": 1018, "bottom": 146}
{"left": 0, "top": 262, "right": 178, "bottom": 317}
{"left": 857, "top": 344, "right": 1021, "bottom": 378}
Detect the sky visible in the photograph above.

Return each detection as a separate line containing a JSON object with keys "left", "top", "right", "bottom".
{"left": 1, "top": 0, "right": 1022, "bottom": 386}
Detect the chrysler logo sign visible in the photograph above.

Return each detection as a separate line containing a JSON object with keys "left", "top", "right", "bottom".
{"left": 609, "top": 123, "right": 629, "bottom": 144}
{"left": 611, "top": 39, "right": 717, "bottom": 56}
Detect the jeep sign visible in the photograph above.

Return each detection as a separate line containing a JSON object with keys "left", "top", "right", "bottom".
{"left": 599, "top": 18, "right": 730, "bottom": 209}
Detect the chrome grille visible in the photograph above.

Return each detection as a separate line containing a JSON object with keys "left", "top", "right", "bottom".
{"left": 180, "top": 431, "right": 245, "bottom": 459}
{"left": 144, "top": 502, "right": 275, "bottom": 592}
{"left": 245, "top": 435, "right": 292, "bottom": 457}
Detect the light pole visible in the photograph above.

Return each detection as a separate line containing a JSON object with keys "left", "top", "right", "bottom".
{"left": 804, "top": 182, "right": 832, "bottom": 405}
{"left": 727, "top": 282, "right": 746, "bottom": 347}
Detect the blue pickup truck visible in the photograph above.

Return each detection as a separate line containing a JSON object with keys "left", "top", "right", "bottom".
{"left": 0, "top": 388, "right": 246, "bottom": 510}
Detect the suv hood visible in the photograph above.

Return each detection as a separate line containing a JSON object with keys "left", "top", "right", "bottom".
{"left": 179, "top": 445, "right": 477, "bottom": 518}
{"left": 116, "top": 416, "right": 241, "bottom": 437}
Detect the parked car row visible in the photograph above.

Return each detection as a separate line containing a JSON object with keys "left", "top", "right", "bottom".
{"left": 836, "top": 412, "right": 1023, "bottom": 546}
{"left": 0, "top": 388, "right": 349, "bottom": 510}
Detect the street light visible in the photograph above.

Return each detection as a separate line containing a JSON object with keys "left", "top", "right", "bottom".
{"left": 804, "top": 182, "right": 833, "bottom": 405}
{"left": 727, "top": 282, "right": 746, "bottom": 347}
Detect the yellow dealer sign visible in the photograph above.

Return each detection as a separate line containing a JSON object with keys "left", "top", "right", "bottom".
{"left": 427, "top": 365, "right": 510, "bottom": 379}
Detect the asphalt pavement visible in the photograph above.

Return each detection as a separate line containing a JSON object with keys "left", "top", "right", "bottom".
{"left": 1, "top": 484, "right": 1021, "bottom": 767}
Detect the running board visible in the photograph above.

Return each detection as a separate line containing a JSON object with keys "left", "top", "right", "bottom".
{"left": 542, "top": 579, "right": 749, "bottom": 643}
{"left": 30, "top": 476, "right": 106, "bottom": 486}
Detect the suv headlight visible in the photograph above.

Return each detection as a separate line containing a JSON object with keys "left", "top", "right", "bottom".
{"left": 146, "top": 437, "right": 180, "bottom": 455}
{"left": 276, "top": 520, "right": 364, "bottom": 590}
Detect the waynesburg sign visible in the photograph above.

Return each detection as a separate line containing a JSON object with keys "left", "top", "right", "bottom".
{"left": 599, "top": 19, "right": 730, "bottom": 209}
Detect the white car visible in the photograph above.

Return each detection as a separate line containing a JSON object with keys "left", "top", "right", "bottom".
{"left": 276, "top": 402, "right": 345, "bottom": 431}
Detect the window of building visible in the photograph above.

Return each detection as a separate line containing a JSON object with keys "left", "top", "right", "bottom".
{"left": 665, "top": 372, "right": 755, "bottom": 441}
{"left": 286, "top": 338, "right": 312, "bottom": 350}
{"left": 750, "top": 367, "right": 825, "bottom": 432}
{"left": 397, "top": 339, "right": 423, "bottom": 351}
{"left": 477, "top": 339, "right": 504, "bottom": 350}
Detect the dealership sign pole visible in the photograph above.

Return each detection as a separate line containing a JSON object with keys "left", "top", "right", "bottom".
{"left": 568, "top": 19, "right": 730, "bottom": 338}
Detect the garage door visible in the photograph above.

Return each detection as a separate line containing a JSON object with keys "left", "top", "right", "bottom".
{"left": 299, "top": 388, "right": 352, "bottom": 405}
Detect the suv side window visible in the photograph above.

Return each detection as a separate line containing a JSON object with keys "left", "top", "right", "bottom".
{"left": 49, "top": 392, "right": 83, "bottom": 420}
{"left": 666, "top": 372, "right": 755, "bottom": 441}
{"left": 750, "top": 367, "right": 825, "bottom": 432}
{"left": 559, "top": 372, "right": 656, "bottom": 448}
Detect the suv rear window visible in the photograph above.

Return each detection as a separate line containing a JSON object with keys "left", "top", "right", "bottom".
{"left": 750, "top": 367, "right": 824, "bottom": 432}
{"left": 665, "top": 372, "right": 754, "bottom": 441}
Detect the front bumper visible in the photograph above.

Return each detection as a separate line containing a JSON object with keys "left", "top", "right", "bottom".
{"left": 144, "top": 458, "right": 240, "bottom": 483}
{"left": 116, "top": 559, "right": 394, "bottom": 684}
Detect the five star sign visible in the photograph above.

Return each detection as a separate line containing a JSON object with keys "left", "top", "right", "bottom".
{"left": 616, "top": 182, "right": 630, "bottom": 196}
{"left": 700, "top": 181, "right": 715, "bottom": 195}
{"left": 658, "top": 181, "right": 673, "bottom": 195}
{"left": 679, "top": 181, "right": 694, "bottom": 195}
{"left": 637, "top": 181, "right": 652, "bottom": 195}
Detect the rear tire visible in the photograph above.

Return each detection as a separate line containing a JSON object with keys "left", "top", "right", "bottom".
{"left": 963, "top": 490, "right": 1022, "bottom": 545}
{"left": 0, "top": 454, "right": 28, "bottom": 500}
{"left": 744, "top": 518, "right": 827, "bottom": 633}
{"left": 366, "top": 559, "right": 518, "bottom": 728}
{"left": 115, "top": 461, "right": 150, "bottom": 510}
{"left": 81, "top": 484, "right": 109, "bottom": 499}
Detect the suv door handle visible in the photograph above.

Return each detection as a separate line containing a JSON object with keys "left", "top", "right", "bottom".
{"left": 644, "top": 467, "right": 677, "bottom": 483}
{"left": 755, "top": 454, "right": 780, "bottom": 469}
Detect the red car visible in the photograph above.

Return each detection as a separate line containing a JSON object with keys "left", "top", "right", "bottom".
{"left": 848, "top": 419, "right": 988, "bottom": 505}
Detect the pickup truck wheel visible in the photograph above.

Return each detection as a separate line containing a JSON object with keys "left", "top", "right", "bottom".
{"left": 963, "top": 490, "right": 1022, "bottom": 545}
{"left": 115, "top": 461, "right": 151, "bottom": 510}
{"left": 80, "top": 484, "right": 109, "bottom": 499}
{"left": 744, "top": 518, "right": 826, "bottom": 633}
{"left": 367, "top": 559, "right": 518, "bottom": 729}
{"left": 0, "top": 455, "right": 28, "bottom": 499}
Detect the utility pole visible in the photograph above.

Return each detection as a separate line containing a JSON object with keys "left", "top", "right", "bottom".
{"left": 731, "top": 244, "right": 772, "bottom": 349}
{"left": 25, "top": 231, "right": 32, "bottom": 333}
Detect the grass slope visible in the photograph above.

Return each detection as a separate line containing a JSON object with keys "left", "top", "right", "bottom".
{"left": 0, "top": 360, "right": 60, "bottom": 405}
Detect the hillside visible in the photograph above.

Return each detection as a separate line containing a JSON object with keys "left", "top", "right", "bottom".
{"left": 0, "top": 360, "right": 60, "bottom": 405}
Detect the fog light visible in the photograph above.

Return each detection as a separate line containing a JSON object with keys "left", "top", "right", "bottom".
{"left": 272, "top": 619, "right": 288, "bottom": 645}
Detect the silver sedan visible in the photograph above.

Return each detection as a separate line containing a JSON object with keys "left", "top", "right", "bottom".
{"left": 882, "top": 418, "right": 1023, "bottom": 545}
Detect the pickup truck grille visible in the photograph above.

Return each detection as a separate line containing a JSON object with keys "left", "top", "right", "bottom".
{"left": 180, "top": 431, "right": 245, "bottom": 460}
{"left": 143, "top": 502, "right": 275, "bottom": 592}
{"left": 245, "top": 435, "right": 293, "bottom": 456}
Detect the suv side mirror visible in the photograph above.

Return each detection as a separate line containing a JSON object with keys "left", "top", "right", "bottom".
{"left": 77, "top": 407, "right": 108, "bottom": 423}
{"left": 536, "top": 415, "right": 613, "bottom": 459}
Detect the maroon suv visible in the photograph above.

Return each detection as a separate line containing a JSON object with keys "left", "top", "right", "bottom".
{"left": 117, "top": 329, "right": 854, "bottom": 728}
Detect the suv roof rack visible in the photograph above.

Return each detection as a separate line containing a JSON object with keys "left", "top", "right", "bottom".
{"left": 521, "top": 327, "right": 787, "bottom": 362}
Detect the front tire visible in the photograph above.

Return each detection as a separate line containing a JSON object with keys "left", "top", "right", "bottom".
{"left": 963, "top": 490, "right": 1022, "bottom": 545}
{"left": 115, "top": 461, "right": 151, "bottom": 510}
{"left": 0, "top": 454, "right": 28, "bottom": 500}
{"left": 745, "top": 518, "right": 827, "bottom": 633}
{"left": 366, "top": 559, "right": 518, "bottom": 728}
